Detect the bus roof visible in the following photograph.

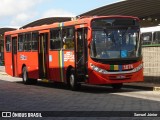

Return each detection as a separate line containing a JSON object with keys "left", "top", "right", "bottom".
{"left": 5, "top": 15, "right": 139, "bottom": 36}
{"left": 141, "top": 26, "right": 160, "bottom": 33}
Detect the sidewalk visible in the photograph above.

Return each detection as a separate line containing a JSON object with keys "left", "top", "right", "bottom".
{"left": 0, "top": 66, "right": 5, "bottom": 72}
{"left": 0, "top": 71, "right": 7, "bottom": 75}
{"left": 0, "top": 66, "right": 21, "bottom": 82}
{"left": 124, "top": 82, "right": 160, "bottom": 91}
{"left": 0, "top": 66, "right": 7, "bottom": 75}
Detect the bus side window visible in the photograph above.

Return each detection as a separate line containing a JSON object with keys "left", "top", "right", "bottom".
{"left": 18, "top": 34, "right": 24, "bottom": 51}
{"left": 24, "top": 33, "right": 31, "bottom": 51}
{"left": 141, "top": 32, "right": 152, "bottom": 45}
{"left": 50, "top": 29, "right": 61, "bottom": 50}
{"left": 32, "top": 33, "right": 38, "bottom": 51}
{"left": 153, "top": 31, "right": 160, "bottom": 44}
{"left": 62, "top": 28, "right": 74, "bottom": 49}
{"left": 5, "top": 36, "right": 11, "bottom": 52}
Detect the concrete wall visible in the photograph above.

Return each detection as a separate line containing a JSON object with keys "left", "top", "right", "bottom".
{"left": 142, "top": 47, "right": 160, "bottom": 82}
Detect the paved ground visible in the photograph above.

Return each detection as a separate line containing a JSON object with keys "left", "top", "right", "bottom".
{"left": 0, "top": 66, "right": 5, "bottom": 73}
{"left": 0, "top": 66, "right": 160, "bottom": 120}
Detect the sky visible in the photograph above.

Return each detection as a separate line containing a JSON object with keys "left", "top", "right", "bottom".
{"left": 0, "top": 0, "right": 123, "bottom": 28}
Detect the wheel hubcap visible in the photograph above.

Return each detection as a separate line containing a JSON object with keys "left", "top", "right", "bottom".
{"left": 23, "top": 70, "right": 27, "bottom": 82}
{"left": 70, "top": 74, "right": 74, "bottom": 87}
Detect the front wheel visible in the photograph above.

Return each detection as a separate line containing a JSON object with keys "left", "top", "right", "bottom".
{"left": 69, "top": 69, "right": 81, "bottom": 91}
{"left": 111, "top": 83, "right": 123, "bottom": 90}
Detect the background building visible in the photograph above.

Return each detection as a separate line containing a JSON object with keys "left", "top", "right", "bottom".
{"left": 0, "top": 28, "right": 16, "bottom": 65}
{"left": 80, "top": 0, "right": 160, "bottom": 28}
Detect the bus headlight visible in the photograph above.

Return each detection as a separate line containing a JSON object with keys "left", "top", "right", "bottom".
{"left": 90, "top": 63, "right": 143, "bottom": 75}
{"left": 90, "top": 63, "right": 108, "bottom": 74}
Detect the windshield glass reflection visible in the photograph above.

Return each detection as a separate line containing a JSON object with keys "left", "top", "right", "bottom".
{"left": 90, "top": 27, "right": 140, "bottom": 59}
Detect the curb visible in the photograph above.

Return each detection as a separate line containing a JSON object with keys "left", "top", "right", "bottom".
{"left": 0, "top": 72, "right": 8, "bottom": 75}
{"left": 153, "top": 87, "right": 160, "bottom": 91}
{"left": 124, "top": 83, "right": 160, "bottom": 91}
{"left": 124, "top": 84, "right": 153, "bottom": 91}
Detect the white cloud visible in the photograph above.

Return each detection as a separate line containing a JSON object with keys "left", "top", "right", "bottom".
{"left": 0, "top": 0, "right": 75, "bottom": 27}
{"left": 0, "top": 0, "right": 42, "bottom": 17}
{"left": 0, "top": 0, "right": 44, "bottom": 27}
{"left": 117, "top": 0, "right": 126, "bottom": 1}
{"left": 10, "top": 13, "right": 33, "bottom": 26}
{"left": 42, "top": 9, "right": 76, "bottom": 18}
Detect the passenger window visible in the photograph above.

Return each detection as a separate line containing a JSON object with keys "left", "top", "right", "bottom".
{"left": 5, "top": 36, "right": 11, "bottom": 52}
{"left": 141, "top": 32, "right": 152, "bottom": 45}
{"left": 32, "top": 33, "right": 38, "bottom": 51}
{"left": 62, "top": 28, "right": 74, "bottom": 49}
{"left": 50, "top": 29, "right": 61, "bottom": 50}
{"left": 24, "top": 33, "right": 31, "bottom": 51}
{"left": 153, "top": 32, "right": 160, "bottom": 44}
{"left": 18, "top": 34, "right": 24, "bottom": 51}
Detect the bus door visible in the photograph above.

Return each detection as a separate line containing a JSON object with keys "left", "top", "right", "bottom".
{"left": 39, "top": 31, "right": 49, "bottom": 79}
{"left": 11, "top": 36, "right": 18, "bottom": 76}
{"left": 75, "top": 27, "right": 88, "bottom": 81}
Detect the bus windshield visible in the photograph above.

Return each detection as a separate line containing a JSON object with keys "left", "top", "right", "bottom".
{"left": 90, "top": 18, "right": 141, "bottom": 60}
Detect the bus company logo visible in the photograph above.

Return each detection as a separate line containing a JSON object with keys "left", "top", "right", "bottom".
{"left": 20, "top": 55, "right": 27, "bottom": 60}
{"left": 64, "top": 52, "right": 74, "bottom": 62}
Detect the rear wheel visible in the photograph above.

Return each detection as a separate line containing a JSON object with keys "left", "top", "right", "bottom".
{"left": 68, "top": 69, "right": 81, "bottom": 91}
{"left": 111, "top": 83, "right": 123, "bottom": 90}
{"left": 22, "top": 66, "right": 37, "bottom": 84}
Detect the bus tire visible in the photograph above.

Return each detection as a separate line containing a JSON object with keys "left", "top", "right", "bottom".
{"left": 69, "top": 69, "right": 81, "bottom": 91}
{"left": 22, "top": 66, "right": 37, "bottom": 85}
{"left": 111, "top": 83, "right": 123, "bottom": 90}
{"left": 22, "top": 66, "right": 29, "bottom": 84}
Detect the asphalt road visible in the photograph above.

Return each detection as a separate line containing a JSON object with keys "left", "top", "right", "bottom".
{"left": 0, "top": 66, "right": 160, "bottom": 120}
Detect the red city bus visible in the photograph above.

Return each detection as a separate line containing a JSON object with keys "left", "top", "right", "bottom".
{"left": 4, "top": 16, "right": 143, "bottom": 90}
